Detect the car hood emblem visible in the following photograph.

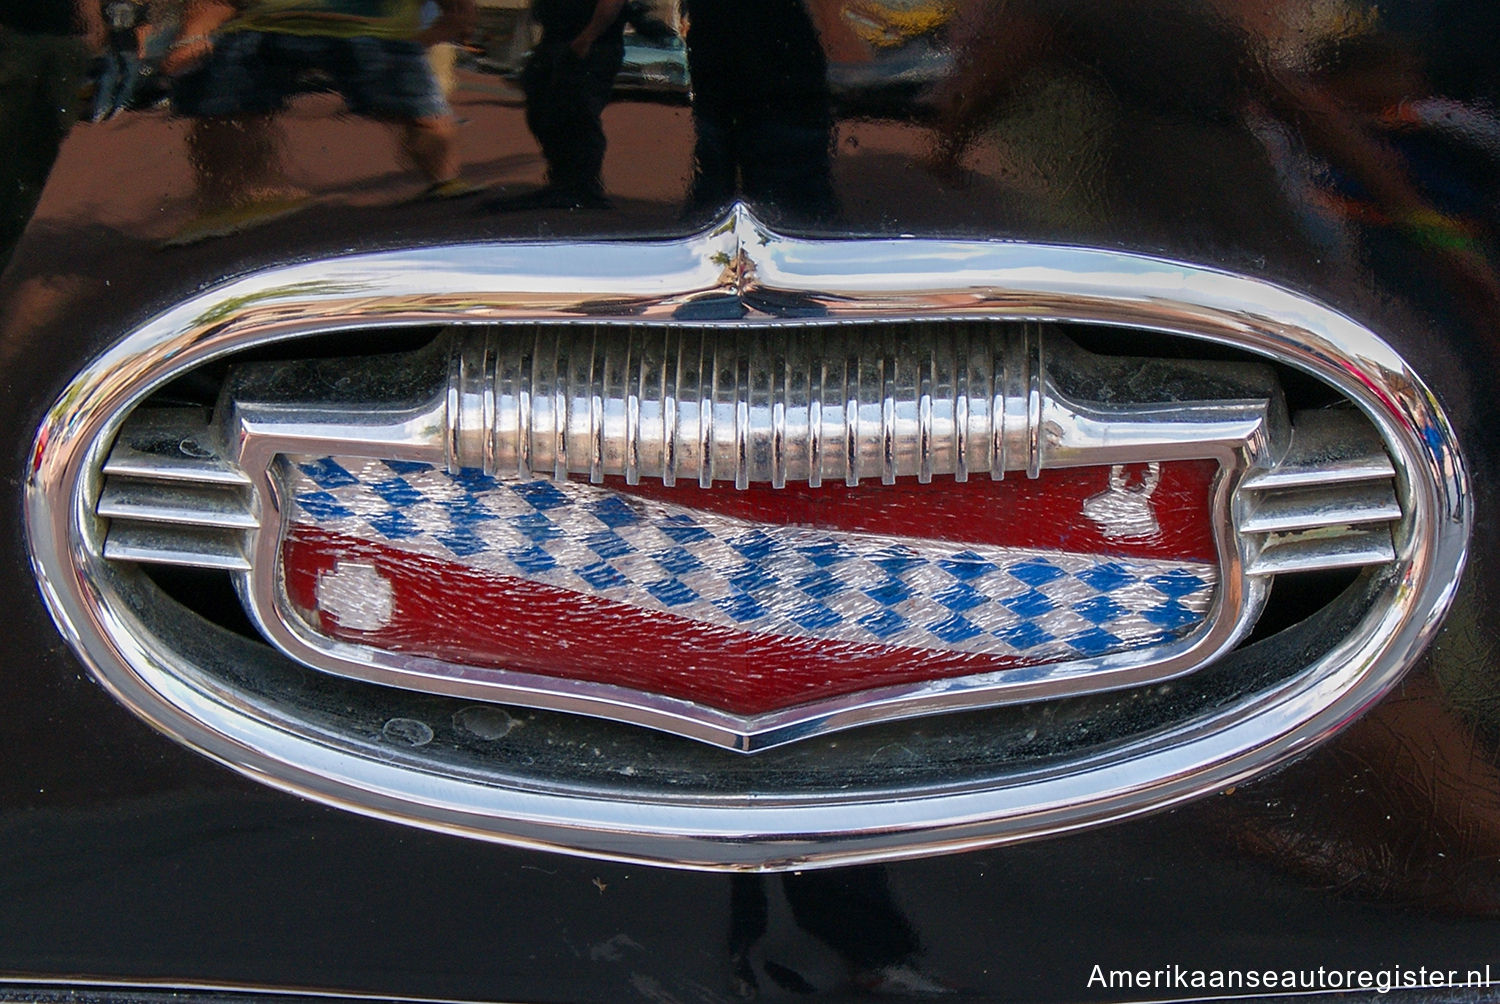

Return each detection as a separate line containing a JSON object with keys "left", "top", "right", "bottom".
{"left": 101, "top": 319, "right": 1295, "bottom": 751}
{"left": 28, "top": 205, "right": 1467, "bottom": 864}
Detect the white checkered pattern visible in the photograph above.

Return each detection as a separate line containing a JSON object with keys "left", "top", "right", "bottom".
{"left": 284, "top": 456, "right": 1218, "bottom": 661}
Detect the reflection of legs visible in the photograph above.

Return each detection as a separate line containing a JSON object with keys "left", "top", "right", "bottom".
{"left": 522, "top": 55, "right": 570, "bottom": 186}
{"left": 783, "top": 867, "right": 919, "bottom": 971}
{"left": 185, "top": 114, "right": 286, "bottom": 210}
{"left": 426, "top": 42, "right": 458, "bottom": 98}
{"left": 727, "top": 874, "right": 768, "bottom": 965}
{"left": 739, "top": 116, "right": 834, "bottom": 221}
{"left": 95, "top": 49, "right": 145, "bottom": 120}
{"left": 114, "top": 50, "right": 143, "bottom": 113}
{"left": 687, "top": 109, "right": 835, "bottom": 221}
{"left": 522, "top": 45, "right": 617, "bottom": 200}
{"left": 560, "top": 56, "right": 611, "bottom": 198}
{"left": 167, "top": 111, "right": 309, "bottom": 245}
{"left": 337, "top": 35, "right": 461, "bottom": 191}
{"left": 93, "top": 51, "right": 124, "bottom": 121}
{"left": 687, "top": 113, "right": 737, "bottom": 213}
{"left": 398, "top": 116, "right": 459, "bottom": 184}
{"left": 165, "top": 31, "right": 314, "bottom": 243}
{"left": 0, "top": 29, "right": 87, "bottom": 271}
{"left": 727, "top": 875, "right": 771, "bottom": 996}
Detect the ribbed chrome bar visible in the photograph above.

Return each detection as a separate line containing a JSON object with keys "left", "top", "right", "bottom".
{"left": 98, "top": 409, "right": 258, "bottom": 572}
{"left": 1248, "top": 527, "right": 1397, "bottom": 575}
{"left": 1237, "top": 409, "right": 1402, "bottom": 576}
{"left": 449, "top": 323, "right": 1045, "bottom": 485}
{"left": 1239, "top": 409, "right": 1395, "bottom": 490}
{"left": 101, "top": 408, "right": 252, "bottom": 486}
{"left": 103, "top": 524, "right": 252, "bottom": 572}
{"left": 1238, "top": 481, "right": 1402, "bottom": 534}
{"left": 97, "top": 481, "right": 258, "bottom": 530}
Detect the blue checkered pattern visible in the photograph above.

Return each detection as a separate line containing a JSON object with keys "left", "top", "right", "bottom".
{"left": 284, "top": 456, "right": 1218, "bottom": 660}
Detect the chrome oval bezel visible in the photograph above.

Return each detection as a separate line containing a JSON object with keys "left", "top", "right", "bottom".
{"left": 26, "top": 205, "right": 1470, "bottom": 869}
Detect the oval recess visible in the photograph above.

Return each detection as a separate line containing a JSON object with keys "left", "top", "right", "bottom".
{"left": 26, "top": 205, "right": 1468, "bottom": 869}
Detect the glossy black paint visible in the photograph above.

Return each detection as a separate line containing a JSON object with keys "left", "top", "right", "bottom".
{"left": 4, "top": 2, "right": 1500, "bottom": 1000}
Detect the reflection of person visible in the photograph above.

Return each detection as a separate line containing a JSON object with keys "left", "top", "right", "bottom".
{"left": 729, "top": 867, "right": 949, "bottom": 995}
{"left": 925, "top": 0, "right": 1316, "bottom": 257}
{"left": 493, "top": 0, "right": 625, "bottom": 210}
{"left": 420, "top": 0, "right": 459, "bottom": 97}
{"left": 0, "top": 1, "right": 101, "bottom": 271}
{"left": 680, "top": 0, "right": 835, "bottom": 223}
{"left": 92, "top": 0, "right": 150, "bottom": 121}
{"left": 161, "top": 0, "right": 476, "bottom": 241}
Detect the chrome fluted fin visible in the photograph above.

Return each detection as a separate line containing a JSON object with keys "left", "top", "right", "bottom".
{"left": 98, "top": 408, "right": 255, "bottom": 571}
{"left": 444, "top": 323, "right": 1268, "bottom": 487}
{"left": 449, "top": 322, "right": 1037, "bottom": 485}
{"left": 1240, "top": 409, "right": 1401, "bottom": 575}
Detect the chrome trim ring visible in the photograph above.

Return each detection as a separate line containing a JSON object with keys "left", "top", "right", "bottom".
{"left": 26, "top": 205, "right": 1470, "bottom": 869}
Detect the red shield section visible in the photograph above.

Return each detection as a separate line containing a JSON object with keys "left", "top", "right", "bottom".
{"left": 280, "top": 458, "right": 1220, "bottom": 715}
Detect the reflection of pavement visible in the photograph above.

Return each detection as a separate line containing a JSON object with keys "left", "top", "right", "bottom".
{"left": 455, "top": 71, "right": 526, "bottom": 104}
{"left": 28, "top": 79, "right": 1044, "bottom": 258}
{"left": 32, "top": 72, "right": 695, "bottom": 245}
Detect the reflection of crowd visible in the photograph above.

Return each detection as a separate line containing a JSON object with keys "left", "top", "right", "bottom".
{"left": 0, "top": 2, "right": 98, "bottom": 272}
{"left": 8, "top": 0, "right": 1500, "bottom": 934}
{"left": 92, "top": 0, "right": 151, "bottom": 121}
{"left": 155, "top": 0, "right": 475, "bottom": 241}
{"left": 18, "top": 0, "right": 1500, "bottom": 280}
{"left": 681, "top": 0, "right": 835, "bottom": 223}
{"left": 494, "top": 0, "right": 627, "bottom": 210}
{"left": 136, "top": 0, "right": 642, "bottom": 233}
{"left": 37, "top": 0, "right": 844, "bottom": 233}
{"left": 54, "top": 0, "right": 847, "bottom": 231}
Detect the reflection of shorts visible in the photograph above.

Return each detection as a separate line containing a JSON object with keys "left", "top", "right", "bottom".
{"left": 171, "top": 30, "right": 449, "bottom": 120}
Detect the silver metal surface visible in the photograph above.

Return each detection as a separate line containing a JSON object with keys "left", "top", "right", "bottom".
{"left": 452, "top": 323, "right": 1051, "bottom": 487}
{"left": 97, "top": 410, "right": 256, "bottom": 571}
{"left": 26, "top": 204, "right": 1470, "bottom": 869}
{"left": 1237, "top": 482, "right": 1401, "bottom": 534}
{"left": 100, "top": 409, "right": 252, "bottom": 486}
{"left": 1239, "top": 409, "right": 1395, "bottom": 490}
{"left": 220, "top": 323, "right": 1280, "bottom": 489}
{"left": 101, "top": 524, "right": 253, "bottom": 572}
{"left": 95, "top": 482, "right": 258, "bottom": 529}
{"left": 444, "top": 323, "right": 1242, "bottom": 488}
{"left": 1236, "top": 409, "right": 1401, "bottom": 576}
{"left": 1245, "top": 527, "right": 1398, "bottom": 575}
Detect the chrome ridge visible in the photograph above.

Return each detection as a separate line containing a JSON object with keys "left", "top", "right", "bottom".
{"left": 26, "top": 204, "right": 1470, "bottom": 869}
{"left": 98, "top": 409, "right": 256, "bottom": 571}
{"left": 440, "top": 323, "right": 1254, "bottom": 488}
{"left": 229, "top": 322, "right": 1278, "bottom": 490}
{"left": 1237, "top": 409, "right": 1401, "bottom": 574}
